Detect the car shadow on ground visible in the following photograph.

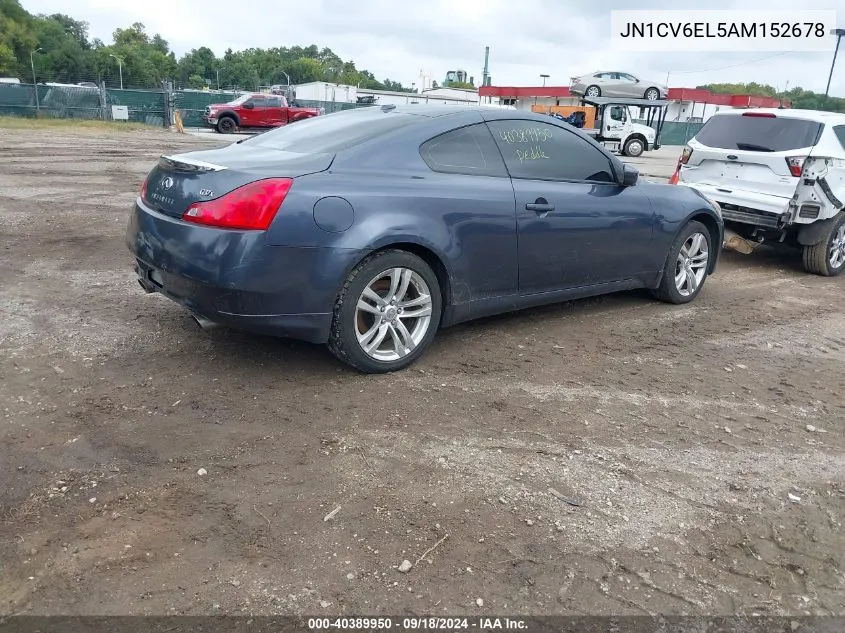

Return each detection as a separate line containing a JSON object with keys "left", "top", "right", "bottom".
{"left": 170, "top": 246, "right": 813, "bottom": 375}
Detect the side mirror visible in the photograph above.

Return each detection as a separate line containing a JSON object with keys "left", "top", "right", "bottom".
{"left": 622, "top": 163, "right": 639, "bottom": 186}
{"left": 244, "top": 102, "right": 255, "bottom": 109}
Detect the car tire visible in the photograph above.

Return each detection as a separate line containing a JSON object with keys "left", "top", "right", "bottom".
{"left": 651, "top": 220, "right": 712, "bottom": 304}
{"left": 644, "top": 88, "right": 660, "bottom": 100}
{"left": 328, "top": 249, "right": 442, "bottom": 374}
{"left": 585, "top": 85, "right": 601, "bottom": 98}
{"left": 802, "top": 212, "right": 845, "bottom": 277}
{"left": 623, "top": 137, "right": 645, "bottom": 157}
{"left": 217, "top": 116, "right": 236, "bottom": 134}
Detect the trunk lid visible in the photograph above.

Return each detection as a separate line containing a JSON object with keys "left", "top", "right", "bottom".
{"left": 683, "top": 113, "right": 823, "bottom": 202}
{"left": 142, "top": 146, "right": 333, "bottom": 219}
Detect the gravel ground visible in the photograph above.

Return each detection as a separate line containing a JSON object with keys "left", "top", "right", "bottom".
{"left": 0, "top": 127, "right": 843, "bottom": 618}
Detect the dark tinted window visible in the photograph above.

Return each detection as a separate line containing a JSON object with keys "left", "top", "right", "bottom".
{"left": 243, "top": 109, "right": 419, "bottom": 154}
{"left": 487, "top": 120, "right": 616, "bottom": 182}
{"left": 266, "top": 96, "right": 283, "bottom": 107}
{"left": 248, "top": 97, "right": 267, "bottom": 107}
{"left": 420, "top": 124, "right": 507, "bottom": 177}
{"left": 695, "top": 114, "right": 822, "bottom": 152}
{"left": 834, "top": 125, "right": 845, "bottom": 150}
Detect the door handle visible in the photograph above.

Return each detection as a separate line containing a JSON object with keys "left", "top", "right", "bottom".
{"left": 526, "top": 202, "right": 555, "bottom": 213}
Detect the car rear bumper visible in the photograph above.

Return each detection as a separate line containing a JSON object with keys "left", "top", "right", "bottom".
{"left": 126, "top": 200, "right": 363, "bottom": 344}
{"left": 675, "top": 180, "right": 792, "bottom": 227}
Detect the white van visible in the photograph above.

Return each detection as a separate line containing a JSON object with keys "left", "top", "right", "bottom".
{"left": 670, "top": 108, "right": 845, "bottom": 276}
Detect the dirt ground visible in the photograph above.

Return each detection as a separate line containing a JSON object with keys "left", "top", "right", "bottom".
{"left": 0, "top": 127, "right": 843, "bottom": 618}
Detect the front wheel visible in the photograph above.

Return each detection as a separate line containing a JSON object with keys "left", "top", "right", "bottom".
{"left": 652, "top": 220, "right": 712, "bottom": 304}
{"left": 803, "top": 213, "right": 845, "bottom": 276}
{"left": 623, "top": 137, "right": 645, "bottom": 157}
{"left": 216, "top": 116, "right": 237, "bottom": 134}
{"left": 328, "top": 250, "right": 442, "bottom": 373}
{"left": 644, "top": 87, "right": 660, "bottom": 100}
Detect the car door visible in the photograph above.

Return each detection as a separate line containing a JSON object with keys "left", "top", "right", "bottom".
{"left": 264, "top": 96, "right": 285, "bottom": 126}
{"left": 603, "top": 105, "right": 628, "bottom": 139}
{"left": 239, "top": 96, "right": 261, "bottom": 126}
{"left": 616, "top": 73, "right": 641, "bottom": 97}
{"left": 417, "top": 122, "right": 519, "bottom": 303}
{"left": 485, "top": 118, "right": 656, "bottom": 294}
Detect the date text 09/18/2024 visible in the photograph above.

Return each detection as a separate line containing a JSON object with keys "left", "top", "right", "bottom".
{"left": 307, "top": 617, "right": 528, "bottom": 630}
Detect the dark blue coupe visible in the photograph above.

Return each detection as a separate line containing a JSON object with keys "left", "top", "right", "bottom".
{"left": 126, "top": 104, "right": 724, "bottom": 373}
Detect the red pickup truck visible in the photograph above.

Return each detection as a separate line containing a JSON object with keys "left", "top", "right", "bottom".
{"left": 203, "top": 93, "right": 323, "bottom": 134}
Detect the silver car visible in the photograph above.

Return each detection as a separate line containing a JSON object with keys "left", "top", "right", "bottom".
{"left": 570, "top": 71, "right": 668, "bottom": 101}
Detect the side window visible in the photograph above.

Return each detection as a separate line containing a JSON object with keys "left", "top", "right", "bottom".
{"left": 620, "top": 73, "right": 637, "bottom": 82}
{"left": 419, "top": 123, "right": 508, "bottom": 177}
{"left": 609, "top": 106, "right": 627, "bottom": 122}
{"left": 249, "top": 97, "right": 267, "bottom": 107}
{"left": 266, "top": 97, "right": 282, "bottom": 108}
{"left": 487, "top": 120, "right": 617, "bottom": 183}
{"left": 834, "top": 125, "right": 845, "bottom": 151}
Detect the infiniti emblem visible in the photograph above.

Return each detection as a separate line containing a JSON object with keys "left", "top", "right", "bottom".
{"left": 161, "top": 176, "right": 174, "bottom": 189}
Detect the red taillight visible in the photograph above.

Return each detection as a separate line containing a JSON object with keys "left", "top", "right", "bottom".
{"left": 182, "top": 178, "right": 293, "bottom": 230}
{"left": 785, "top": 156, "right": 806, "bottom": 178}
{"left": 140, "top": 177, "right": 148, "bottom": 201}
{"left": 742, "top": 112, "right": 776, "bottom": 118}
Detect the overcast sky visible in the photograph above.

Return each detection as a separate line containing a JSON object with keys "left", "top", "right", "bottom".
{"left": 20, "top": 0, "right": 845, "bottom": 95}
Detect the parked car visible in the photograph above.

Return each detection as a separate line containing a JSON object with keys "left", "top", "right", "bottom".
{"left": 671, "top": 108, "right": 845, "bottom": 276}
{"left": 127, "top": 105, "right": 723, "bottom": 373}
{"left": 203, "top": 93, "right": 323, "bottom": 133}
{"left": 570, "top": 72, "right": 668, "bottom": 101}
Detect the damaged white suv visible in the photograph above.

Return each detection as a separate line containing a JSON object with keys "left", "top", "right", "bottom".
{"left": 670, "top": 108, "right": 845, "bottom": 276}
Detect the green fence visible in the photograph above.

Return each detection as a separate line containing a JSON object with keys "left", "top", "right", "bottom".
{"left": 0, "top": 83, "right": 102, "bottom": 119}
{"left": 106, "top": 88, "right": 168, "bottom": 126}
{"left": 634, "top": 119, "right": 705, "bottom": 146}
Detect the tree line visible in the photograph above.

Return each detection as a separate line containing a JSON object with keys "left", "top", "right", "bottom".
{"left": 698, "top": 82, "right": 845, "bottom": 113}
{"left": 0, "top": 0, "right": 411, "bottom": 92}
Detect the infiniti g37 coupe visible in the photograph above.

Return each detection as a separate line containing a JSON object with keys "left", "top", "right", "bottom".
{"left": 126, "top": 104, "right": 724, "bottom": 373}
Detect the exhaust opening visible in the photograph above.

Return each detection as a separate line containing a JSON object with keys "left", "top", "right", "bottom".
{"left": 191, "top": 313, "right": 220, "bottom": 330}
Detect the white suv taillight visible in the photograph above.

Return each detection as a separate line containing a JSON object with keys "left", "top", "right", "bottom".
{"left": 785, "top": 156, "right": 806, "bottom": 178}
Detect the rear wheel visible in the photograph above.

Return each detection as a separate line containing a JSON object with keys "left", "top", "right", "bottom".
{"left": 803, "top": 213, "right": 845, "bottom": 276}
{"left": 652, "top": 220, "right": 712, "bottom": 304}
{"left": 585, "top": 85, "right": 601, "bottom": 98}
{"left": 217, "top": 116, "right": 236, "bottom": 134}
{"left": 328, "top": 250, "right": 442, "bottom": 373}
{"left": 623, "top": 137, "right": 645, "bottom": 157}
{"left": 644, "top": 87, "right": 660, "bottom": 100}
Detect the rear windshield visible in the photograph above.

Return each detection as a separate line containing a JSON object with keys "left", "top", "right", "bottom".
{"left": 242, "top": 109, "right": 420, "bottom": 154}
{"left": 695, "top": 114, "right": 822, "bottom": 152}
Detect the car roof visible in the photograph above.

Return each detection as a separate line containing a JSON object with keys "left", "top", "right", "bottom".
{"left": 713, "top": 108, "right": 845, "bottom": 124}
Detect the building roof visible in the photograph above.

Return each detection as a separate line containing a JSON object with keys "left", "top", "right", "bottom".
{"left": 478, "top": 85, "right": 790, "bottom": 108}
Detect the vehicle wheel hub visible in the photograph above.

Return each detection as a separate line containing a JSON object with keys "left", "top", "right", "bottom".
{"left": 674, "top": 232, "right": 709, "bottom": 297}
{"left": 355, "top": 267, "right": 433, "bottom": 362}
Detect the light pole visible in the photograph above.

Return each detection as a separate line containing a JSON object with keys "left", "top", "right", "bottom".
{"left": 216, "top": 69, "right": 220, "bottom": 90}
{"left": 110, "top": 54, "right": 123, "bottom": 89}
{"left": 30, "top": 47, "right": 42, "bottom": 113}
{"left": 825, "top": 28, "right": 845, "bottom": 98}
{"left": 540, "top": 73, "right": 549, "bottom": 87}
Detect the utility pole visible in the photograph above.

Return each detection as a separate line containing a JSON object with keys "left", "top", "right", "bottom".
{"left": 216, "top": 69, "right": 220, "bottom": 90}
{"left": 110, "top": 54, "right": 123, "bottom": 89}
{"left": 825, "top": 28, "right": 845, "bottom": 98}
{"left": 30, "top": 48, "right": 42, "bottom": 113}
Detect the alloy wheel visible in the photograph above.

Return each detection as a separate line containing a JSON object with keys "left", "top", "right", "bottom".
{"left": 675, "top": 232, "right": 709, "bottom": 297}
{"left": 355, "top": 267, "right": 433, "bottom": 362}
